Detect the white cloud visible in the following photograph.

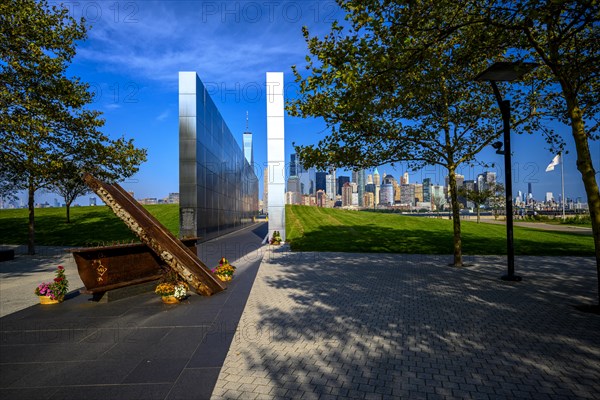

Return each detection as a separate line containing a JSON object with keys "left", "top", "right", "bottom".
{"left": 156, "top": 109, "right": 170, "bottom": 121}
{"left": 75, "top": 1, "right": 336, "bottom": 86}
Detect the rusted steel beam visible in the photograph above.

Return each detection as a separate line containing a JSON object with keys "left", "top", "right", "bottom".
{"left": 83, "top": 173, "right": 226, "bottom": 296}
{"left": 72, "top": 238, "right": 198, "bottom": 294}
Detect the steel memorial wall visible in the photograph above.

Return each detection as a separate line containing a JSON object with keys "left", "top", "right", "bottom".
{"left": 179, "top": 71, "right": 258, "bottom": 240}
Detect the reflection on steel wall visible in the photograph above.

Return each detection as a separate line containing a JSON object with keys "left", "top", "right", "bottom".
{"left": 179, "top": 71, "right": 258, "bottom": 240}
{"left": 266, "top": 72, "right": 285, "bottom": 241}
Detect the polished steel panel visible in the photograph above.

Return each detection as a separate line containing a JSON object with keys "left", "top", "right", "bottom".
{"left": 179, "top": 71, "right": 259, "bottom": 240}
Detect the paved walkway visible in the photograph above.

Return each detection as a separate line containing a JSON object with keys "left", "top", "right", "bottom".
{"left": 213, "top": 249, "right": 600, "bottom": 400}
{"left": 2, "top": 236, "right": 599, "bottom": 399}
{"left": 0, "top": 223, "right": 267, "bottom": 400}
{"left": 0, "top": 246, "right": 84, "bottom": 318}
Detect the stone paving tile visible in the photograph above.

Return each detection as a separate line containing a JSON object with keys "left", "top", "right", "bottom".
{"left": 212, "top": 250, "right": 600, "bottom": 399}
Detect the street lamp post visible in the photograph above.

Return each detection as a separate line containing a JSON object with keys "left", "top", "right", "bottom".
{"left": 475, "top": 62, "right": 537, "bottom": 282}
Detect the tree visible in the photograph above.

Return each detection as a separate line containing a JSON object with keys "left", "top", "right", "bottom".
{"left": 458, "top": 183, "right": 504, "bottom": 223}
{"left": 288, "top": 1, "right": 536, "bottom": 266}
{"left": 49, "top": 137, "right": 147, "bottom": 223}
{"left": 488, "top": 184, "right": 506, "bottom": 221}
{"left": 476, "top": 0, "right": 599, "bottom": 308}
{"left": 0, "top": 0, "right": 146, "bottom": 253}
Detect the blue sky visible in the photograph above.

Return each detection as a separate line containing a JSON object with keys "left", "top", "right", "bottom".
{"left": 33, "top": 1, "right": 599, "bottom": 205}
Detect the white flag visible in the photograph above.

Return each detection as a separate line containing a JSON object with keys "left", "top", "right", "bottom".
{"left": 545, "top": 154, "right": 560, "bottom": 172}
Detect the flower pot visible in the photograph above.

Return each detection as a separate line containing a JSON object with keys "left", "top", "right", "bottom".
{"left": 216, "top": 274, "right": 232, "bottom": 282}
{"left": 161, "top": 295, "right": 179, "bottom": 304}
{"left": 39, "top": 295, "right": 61, "bottom": 305}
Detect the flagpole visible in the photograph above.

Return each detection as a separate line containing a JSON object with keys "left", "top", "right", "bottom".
{"left": 561, "top": 151, "right": 565, "bottom": 219}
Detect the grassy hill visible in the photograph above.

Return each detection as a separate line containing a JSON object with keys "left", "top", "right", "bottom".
{"left": 0, "top": 204, "right": 179, "bottom": 246}
{"left": 286, "top": 205, "right": 594, "bottom": 256}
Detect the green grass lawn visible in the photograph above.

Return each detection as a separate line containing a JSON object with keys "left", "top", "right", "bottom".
{"left": 0, "top": 204, "right": 179, "bottom": 246}
{"left": 286, "top": 205, "right": 594, "bottom": 256}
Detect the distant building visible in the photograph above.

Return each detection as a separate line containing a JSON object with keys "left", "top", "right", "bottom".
{"left": 315, "top": 171, "right": 327, "bottom": 192}
{"left": 477, "top": 171, "right": 496, "bottom": 192}
{"left": 89, "top": 197, "right": 97, "bottom": 207}
{"left": 337, "top": 176, "right": 350, "bottom": 196}
{"left": 423, "top": 178, "right": 432, "bottom": 202}
{"left": 165, "top": 193, "right": 179, "bottom": 204}
{"left": 287, "top": 176, "right": 301, "bottom": 194}
{"left": 373, "top": 168, "right": 380, "bottom": 205}
{"left": 326, "top": 170, "right": 336, "bottom": 200}
{"left": 400, "top": 184, "right": 415, "bottom": 206}
{"left": 285, "top": 191, "right": 302, "bottom": 205}
{"left": 356, "top": 169, "right": 365, "bottom": 207}
{"left": 401, "top": 172, "right": 409, "bottom": 185}
{"left": 380, "top": 183, "right": 394, "bottom": 206}
{"left": 380, "top": 174, "right": 395, "bottom": 206}
{"left": 289, "top": 153, "right": 299, "bottom": 177}
{"left": 414, "top": 183, "right": 423, "bottom": 203}
{"left": 341, "top": 183, "right": 353, "bottom": 206}
{"left": 139, "top": 198, "right": 158, "bottom": 205}
{"left": 363, "top": 192, "right": 375, "bottom": 208}
{"left": 299, "top": 166, "right": 316, "bottom": 195}
{"left": 316, "top": 190, "right": 327, "bottom": 207}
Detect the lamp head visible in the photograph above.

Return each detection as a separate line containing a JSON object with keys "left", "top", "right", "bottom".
{"left": 491, "top": 141, "right": 505, "bottom": 155}
{"left": 475, "top": 61, "right": 539, "bottom": 82}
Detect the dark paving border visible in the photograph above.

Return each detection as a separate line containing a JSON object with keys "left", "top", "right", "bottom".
{"left": 0, "top": 223, "right": 267, "bottom": 400}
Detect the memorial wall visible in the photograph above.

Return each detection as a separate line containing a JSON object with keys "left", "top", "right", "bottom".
{"left": 179, "top": 71, "right": 258, "bottom": 240}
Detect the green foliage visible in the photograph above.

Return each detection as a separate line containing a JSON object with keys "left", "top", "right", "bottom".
{"left": 287, "top": 1, "right": 545, "bottom": 266}
{"left": 0, "top": 0, "right": 146, "bottom": 248}
{"left": 0, "top": 204, "right": 179, "bottom": 246}
{"left": 288, "top": 1, "right": 537, "bottom": 172}
{"left": 286, "top": 205, "right": 594, "bottom": 256}
{"left": 34, "top": 265, "right": 69, "bottom": 300}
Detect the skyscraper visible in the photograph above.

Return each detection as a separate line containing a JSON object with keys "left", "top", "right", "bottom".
{"left": 423, "top": 178, "right": 432, "bottom": 202}
{"left": 341, "top": 183, "right": 353, "bottom": 206}
{"left": 373, "top": 168, "right": 380, "bottom": 205}
{"left": 380, "top": 175, "right": 395, "bottom": 206}
{"left": 315, "top": 172, "right": 327, "bottom": 192}
{"left": 290, "top": 153, "right": 299, "bottom": 177}
{"left": 401, "top": 172, "right": 409, "bottom": 185}
{"left": 477, "top": 171, "right": 496, "bottom": 191}
{"left": 357, "top": 169, "right": 365, "bottom": 207}
{"left": 243, "top": 112, "right": 253, "bottom": 166}
{"left": 326, "top": 169, "right": 336, "bottom": 200}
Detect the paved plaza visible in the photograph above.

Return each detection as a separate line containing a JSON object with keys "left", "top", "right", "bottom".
{"left": 213, "top": 250, "right": 600, "bottom": 400}
{"left": 1, "top": 233, "right": 599, "bottom": 399}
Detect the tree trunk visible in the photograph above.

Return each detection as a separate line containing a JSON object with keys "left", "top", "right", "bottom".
{"left": 476, "top": 207, "right": 481, "bottom": 224}
{"left": 66, "top": 201, "right": 71, "bottom": 223}
{"left": 567, "top": 101, "right": 600, "bottom": 306}
{"left": 27, "top": 180, "right": 35, "bottom": 255}
{"left": 448, "top": 168, "right": 463, "bottom": 267}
